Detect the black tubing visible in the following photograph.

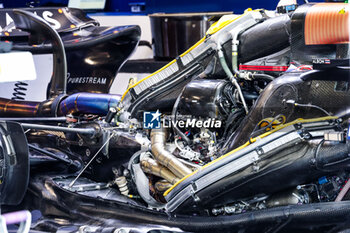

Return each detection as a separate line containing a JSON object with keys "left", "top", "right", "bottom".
{"left": 171, "top": 93, "right": 192, "bottom": 145}
{"left": 251, "top": 73, "right": 275, "bottom": 82}
{"left": 28, "top": 144, "right": 81, "bottom": 169}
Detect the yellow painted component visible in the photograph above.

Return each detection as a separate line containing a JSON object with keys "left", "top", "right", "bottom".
{"left": 206, "top": 14, "right": 240, "bottom": 35}
{"left": 339, "top": 7, "right": 346, "bottom": 14}
{"left": 257, "top": 115, "right": 286, "bottom": 131}
{"left": 164, "top": 116, "right": 338, "bottom": 196}
{"left": 120, "top": 59, "right": 177, "bottom": 101}
{"left": 206, "top": 8, "right": 261, "bottom": 35}
{"left": 179, "top": 37, "right": 206, "bottom": 57}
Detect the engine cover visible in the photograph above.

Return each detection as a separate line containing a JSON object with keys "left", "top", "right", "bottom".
{"left": 177, "top": 79, "right": 233, "bottom": 120}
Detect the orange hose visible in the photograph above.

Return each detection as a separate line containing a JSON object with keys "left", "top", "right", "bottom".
{"left": 304, "top": 3, "right": 349, "bottom": 45}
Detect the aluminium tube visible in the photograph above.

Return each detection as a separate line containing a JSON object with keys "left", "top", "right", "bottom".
{"left": 151, "top": 128, "right": 192, "bottom": 178}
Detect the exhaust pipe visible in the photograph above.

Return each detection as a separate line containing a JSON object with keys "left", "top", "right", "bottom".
{"left": 151, "top": 128, "right": 192, "bottom": 178}
{"left": 0, "top": 93, "right": 121, "bottom": 117}
{"left": 141, "top": 157, "right": 180, "bottom": 184}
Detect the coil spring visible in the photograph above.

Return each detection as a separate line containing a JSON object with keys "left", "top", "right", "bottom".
{"left": 115, "top": 176, "right": 129, "bottom": 196}
{"left": 12, "top": 81, "right": 28, "bottom": 100}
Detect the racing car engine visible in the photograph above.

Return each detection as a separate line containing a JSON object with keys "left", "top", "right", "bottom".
{"left": 1, "top": 3, "right": 350, "bottom": 232}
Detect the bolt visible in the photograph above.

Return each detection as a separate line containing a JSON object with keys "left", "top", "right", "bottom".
{"left": 78, "top": 139, "right": 84, "bottom": 146}
{"left": 253, "top": 165, "right": 260, "bottom": 172}
{"left": 310, "top": 158, "right": 316, "bottom": 165}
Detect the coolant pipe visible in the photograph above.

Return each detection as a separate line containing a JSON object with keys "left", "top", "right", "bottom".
{"left": 217, "top": 44, "right": 248, "bottom": 114}
{"left": 141, "top": 157, "right": 180, "bottom": 184}
{"left": 151, "top": 128, "right": 192, "bottom": 178}
{"left": 231, "top": 32, "right": 241, "bottom": 76}
{"left": 230, "top": 22, "right": 260, "bottom": 76}
{"left": 59, "top": 93, "right": 121, "bottom": 116}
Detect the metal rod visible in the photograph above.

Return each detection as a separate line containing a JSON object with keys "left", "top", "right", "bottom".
{"left": 69, "top": 132, "right": 115, "bottom": 187}
{"left": 28, "top": 144, "right": 80, "bottom": 168}
{"left": 21, "top": 123, "right": 95, "bottom": 136}
{"left": 0, "top": 117, "right": 67, "bottom": 122}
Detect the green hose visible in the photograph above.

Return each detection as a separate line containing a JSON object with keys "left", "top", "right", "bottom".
{"left": 218, "top": 48, "right": 248, "bottom": 114}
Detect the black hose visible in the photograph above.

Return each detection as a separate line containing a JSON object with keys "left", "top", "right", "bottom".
{"left": 28, "top": 144, "right": 81, "bottom": 169}
{"left": 222, "top": 109, "right": 245, "bottom": 139}
{"left": 171, "top": 93, "right": 192, "bottom": 145}
{"left": 251, "top": 73, "right": 275, "bottom": 82}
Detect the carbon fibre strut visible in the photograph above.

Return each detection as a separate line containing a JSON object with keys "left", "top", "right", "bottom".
{"left": 69, "top": 132, "right": 115, "bottom": 188}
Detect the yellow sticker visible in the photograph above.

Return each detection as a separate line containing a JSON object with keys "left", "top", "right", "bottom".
{"left": 339, "top": 8, "right": 346, "bottom": 14}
